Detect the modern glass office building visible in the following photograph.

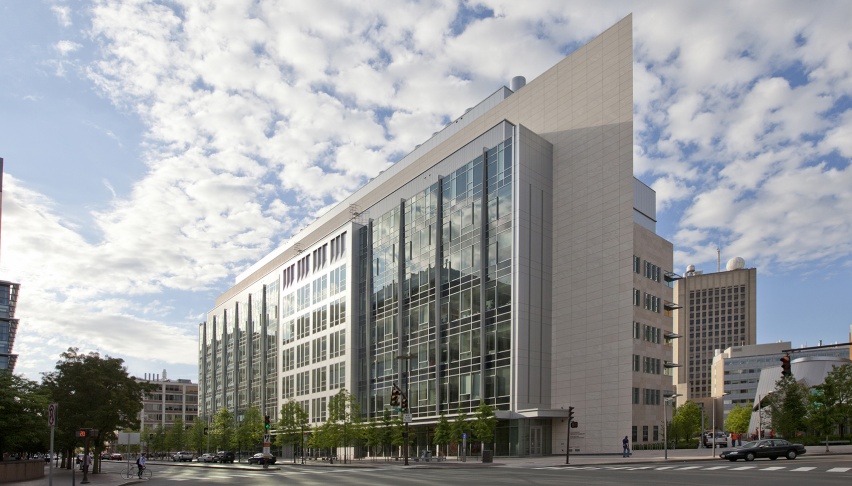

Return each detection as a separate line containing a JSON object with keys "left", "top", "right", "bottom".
{"left": 199, "top": 15, "right": 675, "bottom": 455}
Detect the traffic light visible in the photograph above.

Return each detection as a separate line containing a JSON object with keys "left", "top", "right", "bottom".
{"left": 77, "top": 429, "right": 87, "bottom": 438}
{"left": 401, "top": 395, "right": 408, "bottom": 411}
{"left": 264, "top": 415, "right": 271, "bottom": 430}
{"left": 391, "top": 386, "right": 400, "bottom": 407}
{"left": 781, "top": 355, "right": 792, "bottom": 377}
{"left": 568, "top": 406, "right": 575, "bottom": 427}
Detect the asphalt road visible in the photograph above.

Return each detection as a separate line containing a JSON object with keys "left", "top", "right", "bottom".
{"left": 28, "top": 447, "right": 852, "bottom": 486}
{"left": 83, "top": 455, "right": 852, "bottom": 486}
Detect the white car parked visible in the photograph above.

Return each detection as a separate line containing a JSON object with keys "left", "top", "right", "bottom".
{"left": 172, "top": 451, "right": 195, "bottom": 462}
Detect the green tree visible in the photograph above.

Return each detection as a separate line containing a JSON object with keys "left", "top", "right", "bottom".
{"left": 379, "top": 409, "right": 394, "bottom": 458}
{"left": 390, "top": 414, "right": 409, "bottom": 454}
{"left": 275, "top": 399, "right": 309, "bottom": 462}
{"left": 188, "top": 420, "right": 207, "bottom": 455}
{"left": 326, "top": 388, "right": 361, "bottom": 463}
{"left": 234, "top": 405, "right": 263, "bottom": 461}
{"left": 151, "top": 423, "right": 168, "bottom": 457}
{"left": 362, "top": 417, "right": 382, "bottom": 460}
{"left": 310, "top": 419, "right": 337, "bottom": 455}
{"left": 768, "top": 375, "right": 809, "bottom": 439}
{"left": 817, "top": 363, "right": 852, "bottom": 438}
{"left": 41, "top": 347, "right": 153, "bottom": 470}
{"left": 724, "top": 403, "right": 752, "bottom": 437}
{"left": 0, "top": 372, "right": 50, "bottom": 458}
{"left": 166, "top": 417, "right": 188, "bottom": 453}
{"left": 211, "top": 407, "right": 235, "bottom": 452}
{"left": 471, "top": 402, "right": 497, "bottom": 458}
{"left": 452, "top": 412, "right": 469, "bottom": 456}
{"left": 807, "top": 388, "right": 835, "bottom": 451}
{"left": 670, "top": 401, "right": 703, "bottom": 443}
{"left": 432, "top": 414, "right": 452, "bottom": 457}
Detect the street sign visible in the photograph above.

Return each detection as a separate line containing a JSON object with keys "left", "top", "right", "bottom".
{"left": 48, "top": 403, "right": 57, "bottom": 427}
{"left": 403, "top": 413, "right": 412, "bottom": 423}
{"left": 263, "top": 434, "right": 271, "bottom": 443}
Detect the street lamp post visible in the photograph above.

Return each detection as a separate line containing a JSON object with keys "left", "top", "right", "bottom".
{"left": 663, "top": 394, "right": 682, "bottom": 460}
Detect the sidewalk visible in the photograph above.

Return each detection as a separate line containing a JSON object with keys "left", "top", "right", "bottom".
{"left": 14, "top": 444, "right": 852, "bottom": 485}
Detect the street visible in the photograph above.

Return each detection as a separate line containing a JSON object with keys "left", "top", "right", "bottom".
{"left": 80, "top": 455, "right": 852, "bottom": 486}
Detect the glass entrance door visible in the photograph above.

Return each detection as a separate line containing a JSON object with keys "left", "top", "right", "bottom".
{"left": 529, "top": 426, "right": 542, "bottom": 456}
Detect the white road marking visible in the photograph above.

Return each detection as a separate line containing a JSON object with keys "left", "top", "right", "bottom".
{"left": 790, "top": 467, "right": 816, "bottom": 472}
{"left": 827, "top": 467, "right": 852, "bottom": 472}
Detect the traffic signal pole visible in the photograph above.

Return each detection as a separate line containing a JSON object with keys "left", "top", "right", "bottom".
{"left": 565, "top": 407, "right": 574, "bottom": 465}
{"left": 395, "top": 353, "right": 414, "bottom": 466}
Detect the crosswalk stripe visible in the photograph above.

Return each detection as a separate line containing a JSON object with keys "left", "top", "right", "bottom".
{"left": 654, "top": 466, "right": 677, "bottom": 470}
{"left": 731, "top": 466, "right": 756, "bottom": 470}
{"left": 791, "top": 467, "right": 816, "bottom": 472}
{"left": 762, "top": 467, "right": 785, "bottom": 471}
{"left": 626, "top": 466, "right": 655, "bottom": 470}
{"left": 676, "top": 466, "right": 702, "bottom": 470}
{"left": 703, "top": 466, "right": 730, "bottom": 470}
{"left": 827, "top": 468, "right": 852, "bottom": 472}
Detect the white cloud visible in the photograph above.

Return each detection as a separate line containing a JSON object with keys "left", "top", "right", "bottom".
{"left": 630, "top": 1, "right": 852, "bottom": 273}
{"left": 54, "top": 40, "right": 82, "bottom": 56}
{"left": 51, "top": 5, "right": 72, "bottom": 27}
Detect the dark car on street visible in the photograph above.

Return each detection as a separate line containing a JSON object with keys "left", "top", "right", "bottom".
{"left": 214, "top": 451, "right": 235, "bottom": 463}
{"left": 719, "top": 439, "right": 806, "bottom": 461}
{"left": 248, "top": 453, "right": 276, "bottom": 465}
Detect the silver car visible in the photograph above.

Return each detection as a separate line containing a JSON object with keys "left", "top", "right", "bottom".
{"left": 197, "top": 453, "right": 217, "bottom": 462}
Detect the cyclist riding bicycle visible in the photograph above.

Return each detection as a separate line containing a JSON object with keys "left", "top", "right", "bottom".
{"left": 136, "top": 453, "right": 147, "bottom": 478}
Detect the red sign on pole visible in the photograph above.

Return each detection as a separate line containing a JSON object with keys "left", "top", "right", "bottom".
{"left": 48, "top": 403, "right": 57, "bottom": 427}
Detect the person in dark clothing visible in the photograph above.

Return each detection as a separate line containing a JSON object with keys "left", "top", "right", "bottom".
{"left": 622, "top": 436, "right": 630, "bottom": 457}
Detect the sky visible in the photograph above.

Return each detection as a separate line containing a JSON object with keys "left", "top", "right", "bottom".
{"left": 1, "top": 0, "right": 851, "bottom": 383}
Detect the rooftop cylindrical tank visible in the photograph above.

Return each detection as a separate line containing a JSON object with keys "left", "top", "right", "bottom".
{"left": 510, "top": 76, "right": 526, "bottom": 92}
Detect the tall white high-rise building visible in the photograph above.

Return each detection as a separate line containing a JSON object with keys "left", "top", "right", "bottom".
{"left": 673, "top": 259, "right": 757, "bottom": 412}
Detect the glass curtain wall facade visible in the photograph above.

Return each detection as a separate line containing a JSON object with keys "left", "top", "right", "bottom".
{"left": 199, "top": 282, "right": 280, "bottom": 425}
{"left": 0, "top": 281, "right": 19, "bottom": 372}
{"left": 359, "top": 137, "right": 515, "bottom": 419}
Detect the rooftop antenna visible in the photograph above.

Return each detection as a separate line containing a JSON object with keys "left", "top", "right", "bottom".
{"left": 717, "top": 246, "right": 721, "bottom": 272}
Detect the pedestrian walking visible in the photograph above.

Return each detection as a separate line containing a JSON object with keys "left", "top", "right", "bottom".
{"left": 622, "top": 436, "right": 631, "bottom": 457}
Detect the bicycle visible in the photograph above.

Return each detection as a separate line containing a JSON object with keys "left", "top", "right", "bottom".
{"left": 120, "top": 465, "right": 152, "bottom": 480}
